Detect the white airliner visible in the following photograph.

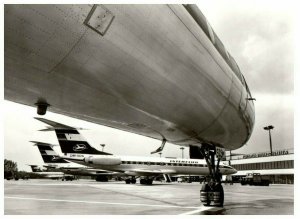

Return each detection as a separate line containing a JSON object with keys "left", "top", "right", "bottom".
{"left": 35, "top": 118, "right": 237, "bottom": 185}
{"left": 28, "top": 165, "right": 68, "bottom": 180}
{"left": 5, "top": 4, "right": 255, "bottom": 207}
{"left": 32, "top": 141, "right": 122, "bottom": 182}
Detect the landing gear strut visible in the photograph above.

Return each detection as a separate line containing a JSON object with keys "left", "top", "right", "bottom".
{"left": 199, "top": 145, "right": 225, "bottom": 207}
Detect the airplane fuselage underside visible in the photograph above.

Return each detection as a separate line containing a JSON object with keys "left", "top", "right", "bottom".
{"left": 4, "top": 4, "right": 255, "bottom": 150}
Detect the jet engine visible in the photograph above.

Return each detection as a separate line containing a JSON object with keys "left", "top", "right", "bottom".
{"left": 84, "top": 156, "right": 121, "bottom": 165}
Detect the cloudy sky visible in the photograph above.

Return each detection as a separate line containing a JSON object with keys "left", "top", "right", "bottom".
{"left": 199, "top": 0, "right": 295, "bottom": 154}
{"left": 3, "top": 1, "right": 296, "bottom": 171}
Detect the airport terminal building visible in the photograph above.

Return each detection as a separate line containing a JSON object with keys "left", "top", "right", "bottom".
{"left": 224, "top": 148, "right": 294, "bottom": 184}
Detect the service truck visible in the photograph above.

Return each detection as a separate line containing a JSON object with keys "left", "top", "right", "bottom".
{"left": 241, "top": 173, "right": 270, "bottom": 186}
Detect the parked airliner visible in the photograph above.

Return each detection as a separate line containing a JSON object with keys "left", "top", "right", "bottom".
{"left": 28, "top": 165, "right": 69, "bottom": 180}
{"left": 36, "top": 118, "right": 237, "bottom": 185}
{"left": 32, "top": 141, "right": 122, "bottom": 182}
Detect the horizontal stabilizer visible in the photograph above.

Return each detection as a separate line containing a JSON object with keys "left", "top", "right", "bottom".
{"left": 35, "top": 117, "right": 76, "bottom": 130}
{"left": 35, "top": 118, "right": 112, "bottom": 155}
{"left": 30, "top": 141, "right": 57, "bottom": 147}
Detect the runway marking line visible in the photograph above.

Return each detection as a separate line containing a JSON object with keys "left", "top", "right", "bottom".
{"left": 5, "top": 196, "right": 199, "bottom": 210}
{"left": 179, "top": 206, "right": 223, "bottom": 215}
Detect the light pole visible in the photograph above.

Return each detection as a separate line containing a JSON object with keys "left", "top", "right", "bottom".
{"left": 180, "top": 147, "right": 184, "bottom": 159}
{"left": 263, "top": 125, "right": 274, "bottom": 155}
{"left": 100, "top": 144, "right": 105, "bottom": 152}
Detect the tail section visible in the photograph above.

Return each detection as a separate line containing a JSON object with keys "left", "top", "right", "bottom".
{"left": 28, "top": 165, "right": 42, "bottom": 172}
{"left": 31, "top": 141, "right": 69, "bottom": 163}
{"left": 35, "top": 118, "right": 112, "bottom": 155}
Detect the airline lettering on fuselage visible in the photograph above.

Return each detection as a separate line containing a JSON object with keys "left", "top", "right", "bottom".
{"left": 169, "top": 159, "right": 199, "bottom": 164}
{"left": 70, "top": 154, "right": 84, "bottom": 157}
{"left": 73, "top": 144, "right": 87, "bottom": 152}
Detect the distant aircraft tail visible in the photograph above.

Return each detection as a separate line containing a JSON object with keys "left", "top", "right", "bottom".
{"left": 35, "top": 118, "right": 112, "bottom": 155}
{"left": 31, "top": 141, "right": 69, "bottom": 163}
{"left": 28, "top": 165, "right": 42, "bottom": 172}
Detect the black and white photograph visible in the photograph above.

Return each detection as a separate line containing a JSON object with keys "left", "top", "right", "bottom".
{"left": 2, "top": 0, "right": 296, "bottom": 215}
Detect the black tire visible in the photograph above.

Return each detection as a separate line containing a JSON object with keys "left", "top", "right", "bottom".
{"left": 125, "top": 179, "right": 131, "bottom": 184}
{"left": 213, "top": 183, "right": 224, "bottom": 207}
{"left": 140, "top": 179, "right": 146, "bottom": 184}
{"left": 96, "top": 176, "right": 109, "bottom": 182}
{"left": 146, "top": 179, "right": 153, "bottom": 185}
{"left": 200, "top": 184, "right": 210, "bottom": 206}
{"left": 131, "top": 178, "right": 136, "bottom": 184}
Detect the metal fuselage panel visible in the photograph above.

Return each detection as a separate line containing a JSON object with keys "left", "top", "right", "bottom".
{"left": 4, "top": 5, "right": 255, "bottom": 150}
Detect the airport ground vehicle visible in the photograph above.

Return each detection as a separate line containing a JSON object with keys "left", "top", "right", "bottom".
{"left": 241, "top": 173, "right": 270, "bottom": 186}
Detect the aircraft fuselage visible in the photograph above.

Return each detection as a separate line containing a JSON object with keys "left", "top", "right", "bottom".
{"left": 4, "top": 4, "right": 255, "bottom": 150}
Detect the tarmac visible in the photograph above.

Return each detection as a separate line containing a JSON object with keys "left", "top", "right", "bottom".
{"left": 4, "top": 179, "right": 294, "bottom": 215}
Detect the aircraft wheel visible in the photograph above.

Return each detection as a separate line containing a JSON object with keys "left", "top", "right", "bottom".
{"left": 125, "top": 179, "right": 131, "bottom": 184}
{"left": 200, "top": 183, "right": 210, "bottom": 206}
{"left": 140, "top": 179, "right": 146, "bottom": 184}
{"left": 213, "top": 183, "right": 224, "bottom": 207}
{"left": 131, "top": 178, "right": 136, "bottom": 184}
{"left": 146, "top": 179, "right": 153, "bottom": 185}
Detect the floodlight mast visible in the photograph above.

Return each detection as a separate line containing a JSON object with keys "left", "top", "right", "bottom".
{"left": 263, "top": 125, "right": 274, "bottom": 155}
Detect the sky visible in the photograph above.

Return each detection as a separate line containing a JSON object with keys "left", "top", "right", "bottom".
{"left": 2, "top": 1, "right": 296, "bottom": 171}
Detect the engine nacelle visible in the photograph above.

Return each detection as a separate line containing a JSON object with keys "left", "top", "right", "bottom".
{"left": 84, "top": 156, "right": 121, "bottom": 166}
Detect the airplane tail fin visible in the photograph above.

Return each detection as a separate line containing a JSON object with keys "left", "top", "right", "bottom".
{"left": 31, "top": 141, "right": 69, "bottom": 164}
{"left": 34, "top": 118, "right": 112, "bottom": 155}
{"left": 28, "top": 165, "right": 42, "bottom": 172}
